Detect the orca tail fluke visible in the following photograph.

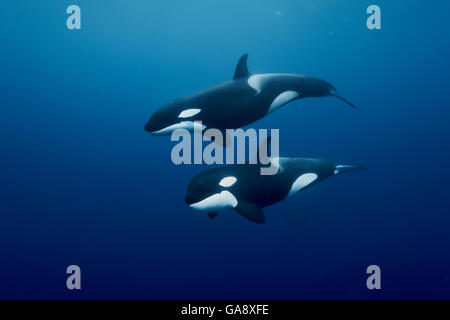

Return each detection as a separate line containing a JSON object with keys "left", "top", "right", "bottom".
{"left": 334, "top": 165, "right": 367, "bottom": 175}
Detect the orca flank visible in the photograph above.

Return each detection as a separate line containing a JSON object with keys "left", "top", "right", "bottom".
{"left": 145, "top": 54, "right": 357, "bottom": 135}
{"left": 185, "top": 140, "right": 366, "bottom": 224}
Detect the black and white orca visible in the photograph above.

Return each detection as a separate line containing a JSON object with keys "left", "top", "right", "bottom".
{"left": 184, "top": 139, "right": 365, "bottom": 224}
{"left": 145, "top": 54, "right": 356, "bottom": 135}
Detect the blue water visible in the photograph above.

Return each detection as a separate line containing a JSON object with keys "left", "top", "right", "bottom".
{"left": 1, "top": 0, "right": 450, "bottom": 299}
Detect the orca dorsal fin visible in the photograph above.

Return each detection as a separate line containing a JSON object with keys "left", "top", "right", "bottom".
{"left": 233, "top": 53, "right": 251, "bottom": 80}
{"left": 235, "top": 200, "right": 265, "bottom": 224}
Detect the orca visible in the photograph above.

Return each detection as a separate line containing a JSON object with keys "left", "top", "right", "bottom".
{"left": 184, "top": 138, "right": 365, "bottom": 224}
{"left": 145, "top": 54, "right": 356, "bottom": 136}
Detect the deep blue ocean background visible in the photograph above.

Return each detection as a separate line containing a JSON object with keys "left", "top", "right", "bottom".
{"left": 1, "top": 0, "right": 450, "bottom": 299}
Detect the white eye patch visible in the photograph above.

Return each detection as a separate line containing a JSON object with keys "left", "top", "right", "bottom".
{"left": 219, "top": 176, "right": 237, "bottom": 187}
{"left": 268, "top": 91, "right": 299, "bottom": 113}
{"left": 288, "top": 173, "right": 318, "bottom": 197}
{"left": 178, "top": 108, "right": 201, "bottom": 118}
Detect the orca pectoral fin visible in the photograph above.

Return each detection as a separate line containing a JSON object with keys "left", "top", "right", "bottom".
{"left": 235, "top": 201, "right": 265, "bottom": 224}
{"left": 208, "top": 212, "right": 219, "bottom": 219}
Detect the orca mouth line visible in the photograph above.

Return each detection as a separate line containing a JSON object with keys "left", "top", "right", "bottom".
{"left": 185, "top": 195, "right": 197, "bottom": 206}
{"left": 144, "top": 123, "right": 155, "bottom": 133}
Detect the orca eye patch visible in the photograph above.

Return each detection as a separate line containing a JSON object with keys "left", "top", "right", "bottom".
{"left": 219, "top": 176, "right": 237, "bottom": 187}
{"left": 178, "top": 108, "right": 201, "bottom": 118}
{"left": 288, "top": 173, "right": 318, "bottom": 197}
